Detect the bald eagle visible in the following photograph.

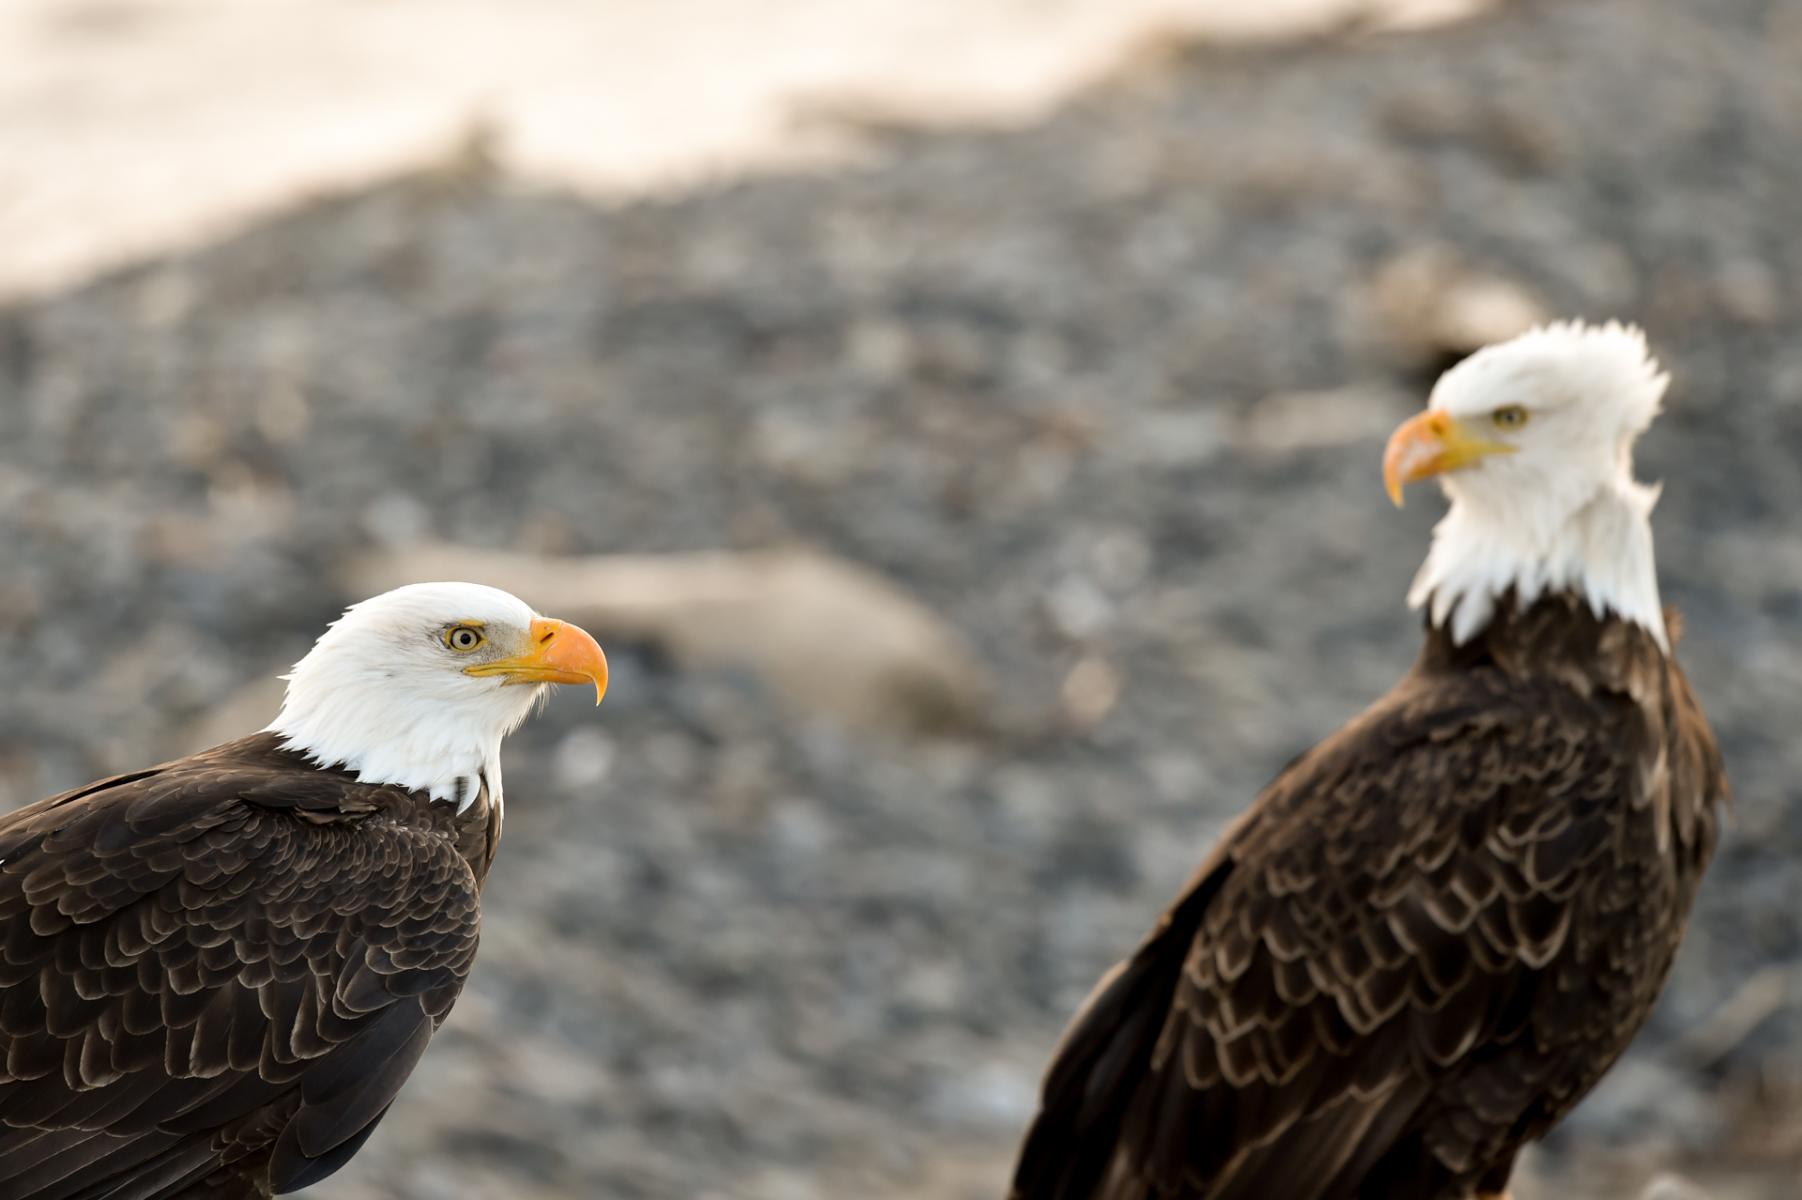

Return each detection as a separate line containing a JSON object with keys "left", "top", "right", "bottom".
{"left": 1009, "top": 323, "right": 1726, "bottom": 1200}
{"left": 0, "top": 583, "right": 608, "bottom": 1199}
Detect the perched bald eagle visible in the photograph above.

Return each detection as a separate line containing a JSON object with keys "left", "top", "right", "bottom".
{"left": 1009, "top": 323, "right": 1726, "bottom": 1200}
{"left": 0, "top": 583, "right": 608, "bottom": 1199}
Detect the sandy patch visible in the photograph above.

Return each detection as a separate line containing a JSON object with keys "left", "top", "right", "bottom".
{"left": 0, "top": 0, "right": 1487, "bottom": 299}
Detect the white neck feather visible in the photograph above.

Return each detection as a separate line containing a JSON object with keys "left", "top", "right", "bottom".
{"left": 1407, "top": 475, "right": 1668, "bottom": 651}
{"left": 267, "top": 691, "right": 508, "bottom": 813}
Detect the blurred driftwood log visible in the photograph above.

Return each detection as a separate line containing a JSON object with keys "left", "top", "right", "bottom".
{"left": 343, "top": 544, "right": 992, "bottom": 738}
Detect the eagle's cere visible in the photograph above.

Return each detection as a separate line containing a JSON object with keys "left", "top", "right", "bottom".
{"left": 1009, "top": 322, "right": 1726, "bottom": 1200}
{"left": 0, "top": 582, "right": 607, "bottom": 1200}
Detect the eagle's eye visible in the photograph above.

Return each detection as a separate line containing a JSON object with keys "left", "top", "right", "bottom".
{"left": 1491, "top": 404, "right": 1529, "bottom": 430}
{"left": 444, "top": 625, "right": 485, "bottom": 652}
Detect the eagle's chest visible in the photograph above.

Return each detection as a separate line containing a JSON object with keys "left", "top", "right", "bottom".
{"left": 445, "top": 772, "right": 503, "bottom": 884}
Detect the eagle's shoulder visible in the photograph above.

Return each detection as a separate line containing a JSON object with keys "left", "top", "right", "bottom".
{"left": 0, "top": 731, "right": 408, "bottom": 840}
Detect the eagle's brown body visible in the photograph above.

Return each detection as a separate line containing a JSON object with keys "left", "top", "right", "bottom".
{"left": 1010, "top": 592, "right": 1725, "bottom": 1200}
{"left": 0, "top": 732, "right": 501, "bottom": 1199}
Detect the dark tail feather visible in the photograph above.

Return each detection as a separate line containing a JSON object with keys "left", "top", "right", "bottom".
{"left": 1009, "top": 860, "right": 1233, "bottom": 1200}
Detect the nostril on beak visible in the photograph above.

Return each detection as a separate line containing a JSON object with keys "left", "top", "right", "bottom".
{"left": 537, "top": 625, "right": 558, "bottom": 646}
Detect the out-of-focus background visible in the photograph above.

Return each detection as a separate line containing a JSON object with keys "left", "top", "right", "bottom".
{"left": 2, "top": 1, "right": 1799, "bottom": 1197}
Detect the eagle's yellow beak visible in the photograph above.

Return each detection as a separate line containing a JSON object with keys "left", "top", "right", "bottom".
{"left": 467, "top": 617, "right": 609, "bottom": 705}
{"left": 1382, "top": 410, "right": 1516, "bottom": 507}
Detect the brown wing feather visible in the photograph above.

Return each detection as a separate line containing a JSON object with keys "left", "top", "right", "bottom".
{"left": 1009, "top": 849, "right": 1236, "bottom": 1200}
{"left": 1012, "top": 604, "right": 1722, "bottom": 1200}
{"left": 0, "top": 742, "right": 482, "bottom": 1200}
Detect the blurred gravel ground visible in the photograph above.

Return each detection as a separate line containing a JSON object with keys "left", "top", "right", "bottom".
{"left": 3, "top": 0, "right": 1801, "bottom": 1196}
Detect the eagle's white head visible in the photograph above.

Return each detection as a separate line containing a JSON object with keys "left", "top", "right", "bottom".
{"left": 1384, "top": 321, "right": 1670, "bottom": 650}
{"left": 266, "top": 582, "right": 608, "bottom": 809}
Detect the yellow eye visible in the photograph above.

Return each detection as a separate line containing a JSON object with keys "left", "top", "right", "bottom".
{"left": 1491, "top": 405, "right": 1529, "bottom": 429}
{"left": 444, "top": 626, "right": 485, "bottom": 652}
